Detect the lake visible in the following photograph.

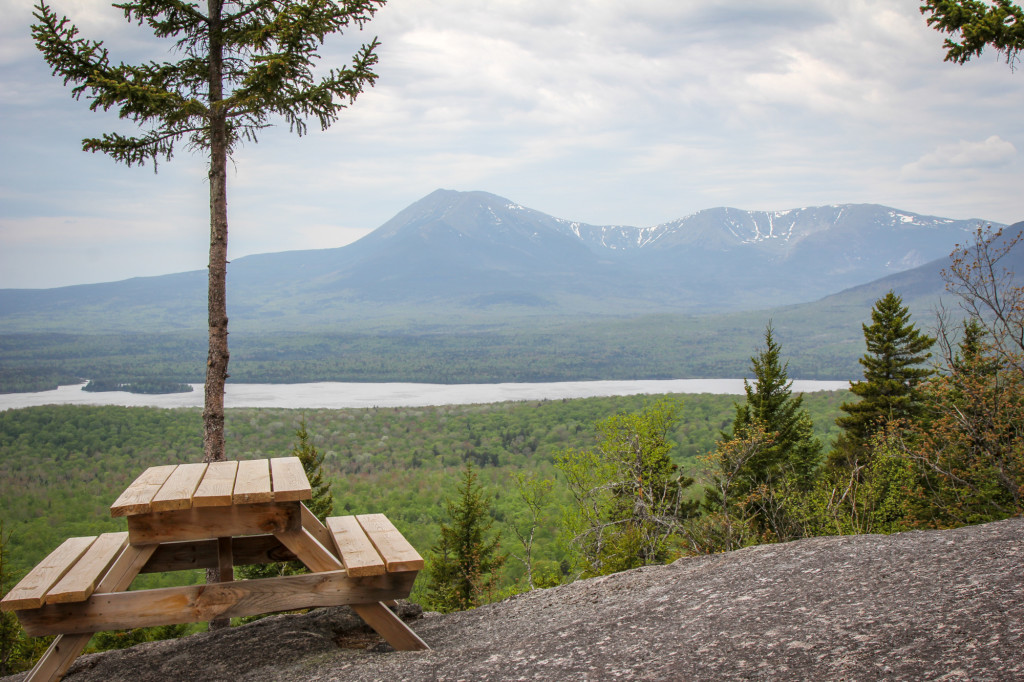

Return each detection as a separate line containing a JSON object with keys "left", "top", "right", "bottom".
{"left": 0, "top": 379, "right": 851, "bottom": 411}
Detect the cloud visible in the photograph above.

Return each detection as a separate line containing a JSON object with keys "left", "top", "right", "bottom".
{"left": 902, "top": 136, "right": 1018, "bottom": 177}
{"left": 1, "top": 0, "right": 1023, "bottom": 287}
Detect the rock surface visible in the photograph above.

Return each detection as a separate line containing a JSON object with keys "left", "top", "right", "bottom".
{"left": 5, "top": 517, "right": 1023, "bottom": 681}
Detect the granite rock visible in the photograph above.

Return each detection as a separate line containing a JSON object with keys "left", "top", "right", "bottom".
{"left": 5, "top": 517, "right": 1022, "bottom": 681}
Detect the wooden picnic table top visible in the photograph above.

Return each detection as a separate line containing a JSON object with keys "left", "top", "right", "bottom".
{"left": 110, "top": 457, "right": 311, "bottom": 518}
{"left": 3, "top": 454, "right": 429, "bottom": 681}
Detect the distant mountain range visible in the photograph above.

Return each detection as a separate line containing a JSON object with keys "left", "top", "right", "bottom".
{"left": 0, "top": 190, "right": 1006, "bottom": 334}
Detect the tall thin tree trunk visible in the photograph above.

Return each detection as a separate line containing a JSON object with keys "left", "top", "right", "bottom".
{"left": 204, "top": 0, "right": 231, "bottom": 631}
{"left": 204, "top": 0, "right": 228, "bottom": 466}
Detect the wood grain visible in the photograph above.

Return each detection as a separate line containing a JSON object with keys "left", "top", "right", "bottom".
{"left": 192, "top": 460, "right": 238, "bottom": 507}
{"left": 357, "top": 514, "right": 424, "bottom": 572}
{"left": 300, "top": 504, "right": 336, "bottom": 557}
{"left": 45, "top": 533, "right": 128, "bottom": 604}
{"left": 233, "top": 459, "right": 272, "bottom": 504}
{"left": 126, "top": 502, "right": 300, "bottom": 544}
{"left": 351, "top": 602, "right": 430, "bottom": 651}
{"left": 1, "top": 537, "right": 96, "bottom": 611}
{"left": 327, "top": 516, "right": 386, "bottom": 577}
{"left": 109, "top": 464, "right": 177, "bottom": 517}
{"left": 17, "top": 570, "right": 418, "bottom": 637}
{"left": 22, "top": 542, "right": 158, "bottom": 682}
{"left": 274, "top": 527, "right": 343, "bottom": 573}
{"left": 270, "top": 457, "right": 311, "bottom": 502}
{"left": 150, "top": 462, "right": 208, "bottom": 512}
{"left": 140, "top": 535, "right": 297, "bottom": 574}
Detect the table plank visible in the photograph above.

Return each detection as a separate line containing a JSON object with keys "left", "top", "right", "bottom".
{"left": 110, "top": 464, "right": 178, "bottom": 517}
{"left": 23, "top": 543, "right": 158, "bottom": 682}
{"left": 270, "top": 457, "right": 311, "bottom": 502}
{"left": 150, "top": 462, "right": 208, "bottom": 512}
{"left": 326, "top": 516, "right": 385, "bottom": 577}
{"left": 45, "top": 532, "right": 129, "bottom": 604}
{"left": 233, "top": 459, "right": 272, "bottom": 504}
{"left": 357, "top": 514, "right": 424, "bottom": 572}
{"left": 0, "top": 537, "right": 96, "bottom": 611}
{"left": 193, "top": 460, "right": 238, "bottom": 507}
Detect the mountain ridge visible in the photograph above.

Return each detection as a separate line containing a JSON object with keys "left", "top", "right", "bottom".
{"left": 0, "top": 189, "right": 1006, "bottom": 335}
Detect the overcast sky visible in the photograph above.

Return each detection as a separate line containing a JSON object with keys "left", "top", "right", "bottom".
{"left": 1, "top": 0, "right": 1021, "bottom": 289}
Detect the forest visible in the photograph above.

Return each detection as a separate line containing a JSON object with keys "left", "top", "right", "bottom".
{"left": 0, "top": 391, "right": 849, "bottom": 582}
{"left": 0, "top": 307, "right": 869, "bottom": 394}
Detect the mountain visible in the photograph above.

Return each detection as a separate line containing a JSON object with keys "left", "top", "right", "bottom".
{"left": 0, "top": 190, "right": 1006, "bottom": 335}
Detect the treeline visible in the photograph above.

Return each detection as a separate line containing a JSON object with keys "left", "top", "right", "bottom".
{"left": 83, "top": 379, "right": 193, "bottom": 394}
{"left": 0, "top": 311, "right": 868, "bottom": 393}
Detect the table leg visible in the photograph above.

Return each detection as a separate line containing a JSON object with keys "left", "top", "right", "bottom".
{"left": 350, "top": 602, "right": 429, "bottom": 651}
{"left": 23, "top": 543, "right": 158, "bottom": 682}
{"left": 217, "top": 537, "right": 233, "bottom": 582}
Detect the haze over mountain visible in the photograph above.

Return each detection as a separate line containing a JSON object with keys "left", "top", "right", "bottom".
{"left": 0, "top": 190, "right": 1002, "bottom": 334}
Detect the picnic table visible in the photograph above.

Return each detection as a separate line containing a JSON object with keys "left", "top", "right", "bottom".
{"left": 1, "top": 457, "right": 428, "bottom": 682}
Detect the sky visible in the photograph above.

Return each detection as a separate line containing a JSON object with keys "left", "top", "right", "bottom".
{"left": 0, "top": 0, "right": 1021, "bottom": 289}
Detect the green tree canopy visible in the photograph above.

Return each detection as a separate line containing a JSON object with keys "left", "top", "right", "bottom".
{"left": 557, "top": 400, "right": 698, "bottom": 577}
{"left": 834, "top": 291, "right": 935, "bottom": 465}
{"left": 921, "top": 0, "right": 1024, "bottom": 67}
{"left": 423, "top": 463, "right": 505, "bottom": 613}
{"left": 708, "top": 324, "right": 822, "bottom": 536}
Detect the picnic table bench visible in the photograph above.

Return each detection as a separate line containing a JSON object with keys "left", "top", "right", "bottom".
{"left": 1, "top": 457, "right": 428, "bottom": 682}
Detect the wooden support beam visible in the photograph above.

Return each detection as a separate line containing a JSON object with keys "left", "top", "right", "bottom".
{"left": 274, "top": 527, "right": 343, "bottom": 574}
{"left": 351, "top": 602, "right": 430, "bottom": 651}
{"left": 126, "top": 502, "right": 300, "bottom": 545}
{"left": 23, "top": 543, "right": 158, "bottom": 682}
{"left": 217, "top": 537, "right": 233, "bottom": 583}
{"left": 300, "top": 504, "right": 336, "bottom": 557}
{"left": 140, "top": 535, "right": 296, "bottom": 574}
{"left": 17, "top": 570, "right": 418, "bottom": 637}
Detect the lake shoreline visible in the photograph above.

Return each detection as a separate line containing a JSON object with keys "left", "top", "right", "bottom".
{"left": 0, "top": 378, "right": 852, "bottom": 411}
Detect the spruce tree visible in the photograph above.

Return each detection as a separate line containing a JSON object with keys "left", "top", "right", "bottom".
{"left": 292, "top": 417, "right": 334, "bottom": 523}
{"left": 834, "top": 291, "right": 935, "bottom": 464}
{"left": 31, "top": 0, "right": 384, "bottom": 464}
{"left": 709, "top": 324, "right": 821, "bottom": 535}
{"left": 424, "top": 463, "right": 505, "bottom": 613}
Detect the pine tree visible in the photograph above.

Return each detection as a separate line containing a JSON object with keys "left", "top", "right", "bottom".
{"left": 833, "top": 291, "right": 935, "bottom": 465}
{"left": 31, "top": 0, "right": 384, "bottom": 464}
{"left": 424, "top": 463, "right": 505, "bottom": 613}
{"left": 708, "top": 324, "right": 822, "bottom": 536}
{"left": 921, "top": 0, "right": 1024, "bottom": 67}
{"left": 293, "top": 417, "right": 334, "bottom": 523}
